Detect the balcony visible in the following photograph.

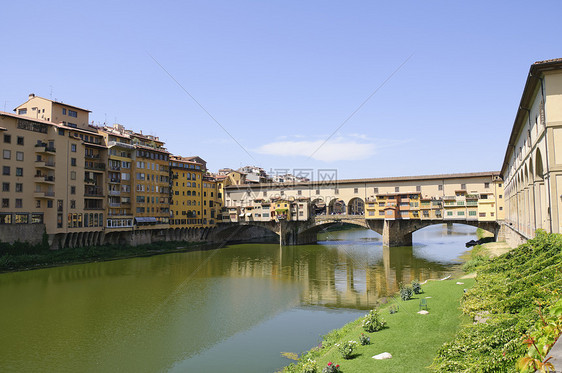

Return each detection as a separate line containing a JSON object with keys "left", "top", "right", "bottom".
{"left": 109, "top": 165, "right": 121, "bottom": 171}
{"left": 84, "top": 186, "right": 104, "bottom": 198}
{"left": 34, "top": 143, "right": 56, "bottom": 153}
{"left": 108, "top": 190, "right": 120, "bottom": 196}
{"left": 84, "top": 178, "right": 97, "bottom": 185}
{"left": 34, "top": 175, "right": 55, "bottom": 184}
{"left": 85, "top": 162, "right": 105, "bottom": 171}
{"left": 33, "top": 191, "right": 55, "bottom": 199}
{"left": 108, "top": 202, "right": 121, "bottom": 208}
{"left": 35, "top": 160, "right": 56, "bottom": 169}
{"left": 108, "top": 178, "right": 121, "bottom": 184}
{"left": 85, "top": 153, "right": 101, "bottom": 160}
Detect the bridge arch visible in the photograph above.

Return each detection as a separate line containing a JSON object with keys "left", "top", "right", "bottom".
{"left": 347, "top": 197, "right": 365, "bottom": 215}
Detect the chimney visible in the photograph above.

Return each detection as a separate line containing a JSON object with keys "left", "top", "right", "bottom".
{"left": 29, "top": 93, "right": 35, "bottom": 99}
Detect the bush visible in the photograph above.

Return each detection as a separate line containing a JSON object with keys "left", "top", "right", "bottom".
{"left": 412, "top": 280, "right": 422, "bottom": 294}
{"left": 321, "top": 362, "right": 341, "bottom": 373}
{"left": 301, "top": 359, "right": 318, "bottom": 373}
{"left": 362, "top": 309, "right": 386, "bottom": 332}
{"left": 336, "top": 340, "right": 358, "bottom": 359}
{"left": 431, "top": 231, "right": 562, "bottom": 372}
{"left": 359, "top": 333, "right": 370, "bottom": 345}
{"left": 400, "top": 284, "right": 413, "bottom": 301}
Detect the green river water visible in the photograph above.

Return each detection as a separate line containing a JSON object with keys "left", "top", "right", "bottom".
{"left": 0, "top": 224, "right": 476, "bottom": 372}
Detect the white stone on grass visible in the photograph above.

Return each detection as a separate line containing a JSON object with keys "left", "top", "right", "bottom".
{"left": 372, "top": 352, "right": 392, "bottom": 360}
{"left": 456, "top": 282, "right": 464, "bottom": 285}
{"left": 417, "top": 310, "right": 429, "bottom": 315}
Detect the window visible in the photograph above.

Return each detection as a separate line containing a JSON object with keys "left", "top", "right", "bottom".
{"left": 297, "top": 190, "right": 302, "bottom": 196}
{"left": 36, "top": 200, "right": 41, "bottom": 208}
{"left": 62, "top": 108, "right": 67, "bottom": 115}
{"left": 458, "top": 211, "right": 465, "bottom": 216}
{"left": 354, "top": 188, "right": 358, "bottom": 194}
{"left": 70, "top": 171, "right": 76, "bottom": 180}
{"left": 70, "top": 186, "right": 76, "bottom": 195}
{"left": 484, "top": 182, "right": 490, "bottom": 188}
{"left": 316, "top": 189, "right": 320, "bottom": 195}
{"left": 18, "top": 108, "right": 27, "bottom": 115}
{"left": 71, "top": 144, "right": 76, "bottom": 152}
{"left": 16, "top": 151, "right": 23, "bottom": 161}
{"left": 460, "top": 183, "right": 466, "bottom": 190}
{"left": 17, "top": 136, "right": 24, "bottom": 145}
{"left": 469, "top": 211, "right": 477, "bottom": 216}
{"left": 438, "top": 184, "right": 443, "bottom": 191}
{"left": 15, "top": 199, "right": 22, "bottom": 208}
{"left": 395, "top": 187, "right": 399, "bottom": 192}
{"left": 3, "top": 150, "right": 11, "bottom": 159}
{"left": 68, "top": 110, "right": 78, "bottom": 118}
{"left": 499, "top": 195, "right": 503, "bottom": 199}
{"left": 15, "top": 183, "right": 22, "bottom": 192}
{"left": 15, "top": 168, "right": 23, "bottom": 176}
{"left": 1, "top": 199, "right": 8, "bottom": 208}
{"left": 70, "top": 200, "right": 76, "bottom": 209}
{"left": 447, "top": 211, "right": 453, "bottom": 216}
{"left": 416, "top": 186, "right": 421, "bottom": 192}
{"left": 3, "top": 134, "right": 11, "bottom": 143}
{"left": 71, "top": 158, "right": 76, "bottom": 166}
{"left": 58, "top": 128, "right": 65, "bottom": 136}
{"left": 2, "top": 183, "right": 8, "bottom": 192}
{"left": 47, "top": 200, "right": 53, "bottom": 208}
{"left": 499, "top": 206, "right": 503, "bottom": 211}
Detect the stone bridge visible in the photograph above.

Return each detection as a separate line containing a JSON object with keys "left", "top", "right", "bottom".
{"left": 212, "top": 214, "right": 503, "bottom": 247}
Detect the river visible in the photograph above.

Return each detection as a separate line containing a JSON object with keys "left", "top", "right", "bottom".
{"left": 0, "top": 224, "right": 476, "bottom": 372}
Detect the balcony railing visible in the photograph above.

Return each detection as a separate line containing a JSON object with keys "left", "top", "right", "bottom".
{"left": 34, "top": 143, "right": 56, "bottom": 153}
{"left": 35, "top": 160, "right": 56, "bottom": 168}
{"left": 34, "top": 175, "right": 55, "bottom": 183}
{"left": 108, "top": 190, "right": 120, "bottom": 196}
{"left": 85, "top": 153, "right": 101, "bottom": 159}
{"left": 85, "top": 162, "right": 105, "bottom": 171}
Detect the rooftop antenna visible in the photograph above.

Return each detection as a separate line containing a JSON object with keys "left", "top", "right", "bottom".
{"left": 104, "top": 113, "right": 107, "bottom": 125}
{"left": 3, "top": 100, "right": 7, "bottom": 112}
{"left": 49, "top": 85, "right": 53, "bottom": 100}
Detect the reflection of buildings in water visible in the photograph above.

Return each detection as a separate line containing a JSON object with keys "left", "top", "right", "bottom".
{"left": 223, "top": 244, "right": 452, "bottom": 310}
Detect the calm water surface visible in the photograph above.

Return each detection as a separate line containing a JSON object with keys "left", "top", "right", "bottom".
{"left": 0, "top": 224, "right": 476, "bottom": 372}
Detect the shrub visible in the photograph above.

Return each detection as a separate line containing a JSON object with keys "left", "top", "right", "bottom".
{"left": 412, "top": 280, "right": 422, "bottom": 294}
{"left": 321, "top": 362, "right": 341, "bottom": 373}
{"left": 336, "top": 340, "right": 358, "bottom": 359}
{"left": 362, "top": 309, "right": 386, "bottom": 332}
{"left": 301, "top": 359, "right": 318, "bottom": 373}
{"left": 400, "top": 284, "right": 413, "bottom": 301}
{"left": 359, "top": 333, "right": 370, "bottom": 345}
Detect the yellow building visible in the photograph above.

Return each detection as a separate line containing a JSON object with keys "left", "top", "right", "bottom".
{"left": 170, "top": 156, "right": 204, "bottom": 228}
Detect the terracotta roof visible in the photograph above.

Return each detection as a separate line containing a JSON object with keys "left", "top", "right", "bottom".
{"left": 13, "top": 95, "right": 92, "bottom": 113}
{"left": 225, "top": 171, "right": 501, "bottom": 190}
{"left": 501, "top": 58, "right": 562, "bottom": 177}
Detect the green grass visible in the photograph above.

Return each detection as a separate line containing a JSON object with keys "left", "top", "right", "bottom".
{"left": 285, "top": 278, "right": 475, "bottom": 373}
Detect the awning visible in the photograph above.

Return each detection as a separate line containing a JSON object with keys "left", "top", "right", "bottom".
{"left": 135, "top": 217, "right": 158, "bottom": 223}
{"left": 246, "top": 213, "right": 252, "bottom": 217}
{"left": 275, "top": 208, "right": 289, "bottom": 212}
{"left": 239, "top": 213, "right": 245, "bottom": 217}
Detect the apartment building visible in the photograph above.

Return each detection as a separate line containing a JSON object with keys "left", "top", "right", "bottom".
{"left": 170, "top": 155, "right": 204, "bottom": 227}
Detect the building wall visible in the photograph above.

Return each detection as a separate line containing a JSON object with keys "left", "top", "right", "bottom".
{"left": 502, "top": 60, "right": 562, "bottom": 240}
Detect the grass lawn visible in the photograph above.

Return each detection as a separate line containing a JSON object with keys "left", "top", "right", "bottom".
{"left": 299, "top": 277, "right": 475, "bottom": 373}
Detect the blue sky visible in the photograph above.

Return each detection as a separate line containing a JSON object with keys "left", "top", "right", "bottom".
{"left": 1, "top": 0, "right": 561, "bottom": 179}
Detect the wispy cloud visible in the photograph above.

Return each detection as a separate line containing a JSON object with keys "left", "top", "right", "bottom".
{"left": 256, "top": 137, "right": 374, "bottom": 162}
{"left": 256, "top": 134, "right": 412, "bottom": 162}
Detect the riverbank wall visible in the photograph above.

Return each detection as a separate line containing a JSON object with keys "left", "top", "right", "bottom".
{"left": 0, "top": 223, "right": 279, "bottom": 250}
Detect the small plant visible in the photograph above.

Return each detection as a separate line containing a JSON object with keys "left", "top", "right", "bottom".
{"left": 302, "top": 358, "right": 318, "bottom": 373}
{"left": 336, "top": 340, "right": 358, "bottom": 359}
{"left": 412, "top": 280, "right": 422, "bottom": 294}
{"left": 359, "top": 333, "right": 370, "bottom": 345}
{"left": 400, "top": 284, "right": 413, "bottom": 301}
{"left": 362, "top": 308, "right": 386, "bottom": 332}
{"left": 389, "top": 305, "right": 399, "bottom": 314}
{"left": 321, "top": 362, "right": 341, "bottom": 373}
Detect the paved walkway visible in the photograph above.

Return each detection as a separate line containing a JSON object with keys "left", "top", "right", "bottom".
{"left": 549, "top": 337, "right": 562, "bottom": 372}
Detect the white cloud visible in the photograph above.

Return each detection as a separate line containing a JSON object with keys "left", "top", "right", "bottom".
{"left": 256, "top": 138, "right": 376, "bottom": 162}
